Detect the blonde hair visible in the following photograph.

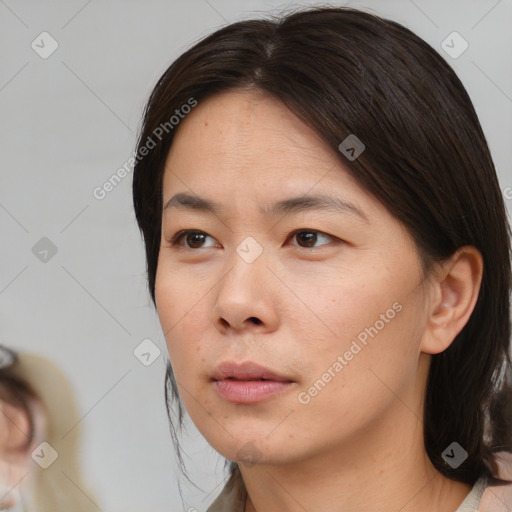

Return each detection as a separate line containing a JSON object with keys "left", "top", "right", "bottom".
{"left": 6, "top": 352, "right": 99, "bottom": 512}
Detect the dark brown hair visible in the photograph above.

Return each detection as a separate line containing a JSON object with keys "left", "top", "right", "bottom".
{"left": 132, "top": 6, "right": 512, "bottom": 486}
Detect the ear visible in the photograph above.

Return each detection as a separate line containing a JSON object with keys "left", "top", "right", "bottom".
{"left": 420, "top": 246, "right": 483, "bottom": 355}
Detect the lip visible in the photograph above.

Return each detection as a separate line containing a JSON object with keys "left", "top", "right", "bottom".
{"left": 211, "top": 361, "right": 295, "bottom": 404}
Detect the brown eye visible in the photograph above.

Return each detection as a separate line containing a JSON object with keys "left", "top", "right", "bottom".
{"left": 186, "top": 232, "right": 207, "bottom": 248}
{"left": 292, "top": 230, "right": 335, "bottom": 248}
{"left": 170, "top": 229, "right": 336, "bottom": 250}
{"left": 296, "top": 232, "right": 317, "bottom": 247}
{"left": 171, "top": 230, "right": 217, "bottom": 249}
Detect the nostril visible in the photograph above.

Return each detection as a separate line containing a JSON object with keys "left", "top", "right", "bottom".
{"left": 219, "top": 317, "right": 262, "bottom": 328}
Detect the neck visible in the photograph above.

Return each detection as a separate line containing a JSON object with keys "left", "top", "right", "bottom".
{"left": 240, "top": 401, "right": 472, "bottom": 512}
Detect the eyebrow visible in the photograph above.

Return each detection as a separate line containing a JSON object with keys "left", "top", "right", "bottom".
{"left": 163, "top": 192, "right": 369, "bottom": 223}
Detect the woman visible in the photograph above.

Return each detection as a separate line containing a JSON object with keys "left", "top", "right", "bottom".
{"left": 132, "top": 7, "right": 512, "bottom": 511}
{"left": 0, "top": 345, "right": 41, "bottom": 510}
{"left": 0, "top": 346, "right": 100, "bottom": 512}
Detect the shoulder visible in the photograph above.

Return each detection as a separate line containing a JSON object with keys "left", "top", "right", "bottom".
{"left": 206, "top": 467, "right": 246, "bottom": 512}
{"left": 478, "top": 451, "right": 512, "bottom": 512}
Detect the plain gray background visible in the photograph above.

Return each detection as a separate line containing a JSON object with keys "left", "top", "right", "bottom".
{"left": 1, "top": 0, "right": 511, "bottom": 511}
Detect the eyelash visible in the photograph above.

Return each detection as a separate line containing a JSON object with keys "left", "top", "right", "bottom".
{"left": 169, "top": 229, "right": 339, "bottom": 250}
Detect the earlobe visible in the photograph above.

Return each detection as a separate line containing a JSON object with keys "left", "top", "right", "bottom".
{"left": 420, "top": 246, "right": 483, "bottom": 355}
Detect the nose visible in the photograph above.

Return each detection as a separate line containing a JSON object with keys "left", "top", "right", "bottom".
{"left": 212, "top": 249, "right": 280, "bottom": 335}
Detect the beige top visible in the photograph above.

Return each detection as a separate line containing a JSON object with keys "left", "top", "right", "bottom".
{"left": 206, "top": 452, "right": 512, "bottom": 512}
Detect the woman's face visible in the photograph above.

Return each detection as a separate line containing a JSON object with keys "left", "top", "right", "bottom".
{"left": 155, "top": 89, "right": 433, "bottom": 466}
{"left": 0, "top": 397, "right": 37, "bottom": 508}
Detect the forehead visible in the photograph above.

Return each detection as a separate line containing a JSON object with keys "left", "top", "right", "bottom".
{"left": 165, "top": 89, "right": 355, "bottom": 191}
{"left": 166, "top": 89, "right": 339, "bottom": 174}
{"left": 161, "top": 89, "right": 393, "bottom": 229}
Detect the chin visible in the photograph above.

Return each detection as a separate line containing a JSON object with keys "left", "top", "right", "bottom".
{"left": 203, "top": 428, "right": 298, "bottom": 467}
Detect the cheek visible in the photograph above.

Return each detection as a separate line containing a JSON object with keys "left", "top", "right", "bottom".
{"left": 289, "top": 266, "right": 424, "bottom": 400}
{"left": 283, "top": 266, "right": 399, "bottom": 351}
{"left": 291, "top": 314, "right": 423, "bottom": 446}
{"left": 154, "top": 267, "right": 210, "bottom": 377}
{"left": 0, "top": 401, "right": 31, "bottom": 452}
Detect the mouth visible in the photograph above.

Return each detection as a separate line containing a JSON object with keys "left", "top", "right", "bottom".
{"left": 211, "top": 361, "right": 295, "bottom": 404}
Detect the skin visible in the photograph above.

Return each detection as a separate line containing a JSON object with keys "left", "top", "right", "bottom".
{"left": 155, "top": 89, "right": 483, "bottom": 512}
{"left": 0, "top": 396, "right": 40, "bottom": 508}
